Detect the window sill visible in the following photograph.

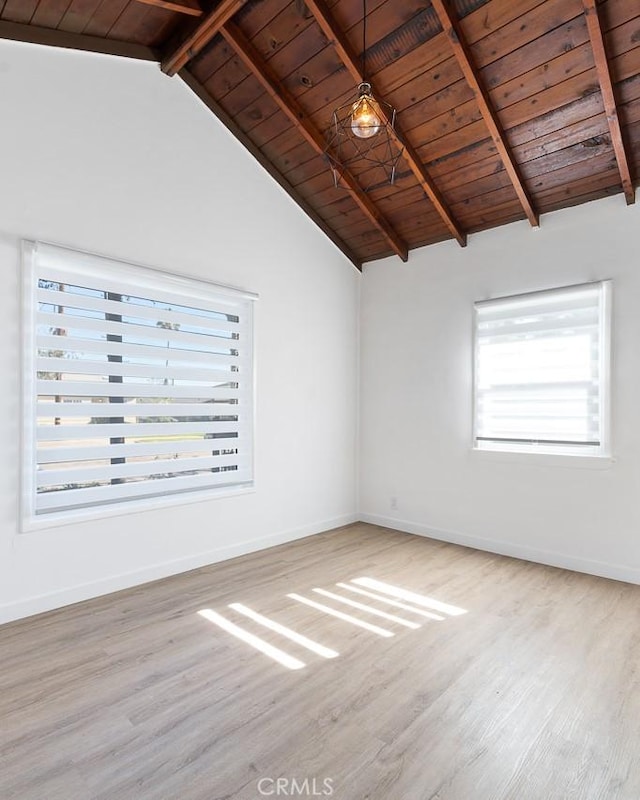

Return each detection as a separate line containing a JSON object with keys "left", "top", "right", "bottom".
{"left": 20, "top": 482, "right": 256, "bottom": 534}
{"left": 469, "top": 448, "right": 614, "bottom": 470}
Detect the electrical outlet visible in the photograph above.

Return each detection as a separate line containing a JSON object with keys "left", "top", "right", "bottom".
{"left": 390, "top": 496, "right": 398, "bottom": 511}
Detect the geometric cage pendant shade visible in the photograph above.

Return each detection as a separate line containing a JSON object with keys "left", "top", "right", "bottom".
{"left": 324, "top": 82, "right": 405, "bottom": 191}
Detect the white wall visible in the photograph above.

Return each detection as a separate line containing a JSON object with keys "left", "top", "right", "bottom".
{"left": 0, "top": 40, "right": 359, "bottom": 623}
{"left": 360, "top": 197, "right": 640, "bottom": 584}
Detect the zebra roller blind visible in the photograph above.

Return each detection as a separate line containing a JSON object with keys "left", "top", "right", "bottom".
{"left": 24, "top": 242, "right": 255, "bottom": 521}
{"left": 474, "top": 281, "right": 611, "bottom": 455}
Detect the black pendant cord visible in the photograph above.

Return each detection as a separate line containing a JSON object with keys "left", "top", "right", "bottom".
{"left": 362, "top": 0, "right": 367, "bottom": 83}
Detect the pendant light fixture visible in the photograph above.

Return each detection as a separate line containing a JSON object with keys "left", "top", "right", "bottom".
{"left": 324, "top": 0, "right": 404, "bottom": 189}
{"left": 350, "top": 82, "right": 382, "bottom": 139}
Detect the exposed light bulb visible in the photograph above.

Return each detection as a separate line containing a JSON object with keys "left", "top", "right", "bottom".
{"left": 350, "top": 85, "right": 382, "bottom": 139}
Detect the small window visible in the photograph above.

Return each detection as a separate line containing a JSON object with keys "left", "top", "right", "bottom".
{"left": 473, "top": 281, "right": 611, "bottom": 457}
{"left": 22, "top": 242, "right": 256, "bottom": 527}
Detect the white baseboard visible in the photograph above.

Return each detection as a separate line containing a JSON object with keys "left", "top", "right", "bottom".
{"left": 0, "top": 513, "right": 358, "bottom": 625}
{"left": 359, "top": 512, "right": 640, "bottom": 586}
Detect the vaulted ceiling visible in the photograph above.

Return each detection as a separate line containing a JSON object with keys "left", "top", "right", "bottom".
{"left": 1, "top": 0, "right": 638, "bottom": 268}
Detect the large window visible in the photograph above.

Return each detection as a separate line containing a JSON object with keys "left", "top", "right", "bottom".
{"left": 23, "top": 242, "right": 255, "bottom": 527}
{"left": 474, "top": 281, "right": 611, "bottom": 457}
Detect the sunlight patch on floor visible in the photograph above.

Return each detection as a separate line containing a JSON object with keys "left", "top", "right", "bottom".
{"left": 311, "top": 588, "right": 421, "bottom": 629}
{"left": 287, "top": 593, "right": 394, "bottom": 637}
{"left": 228, "top": 603, "right": 339, "bottom": 659}
{"left": 352, "top": 577, "right": 468, "bottom": 616}
{"left": 198, "top": 608, "right": 306, "bottom": 670}
{"left": 335, "top": 582, "right": 445, "bottom": 620}
{"left": 198, "top": 575, "right": 466, "bottom": 671}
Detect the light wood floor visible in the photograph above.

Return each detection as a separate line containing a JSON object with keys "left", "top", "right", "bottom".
{"left": 2, "top": 523, "right": 640, "bottom": 800}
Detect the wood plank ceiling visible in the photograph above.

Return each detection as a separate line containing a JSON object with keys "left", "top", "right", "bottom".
{"left": 1, "top": 0, "right": 638, "bottom": 269}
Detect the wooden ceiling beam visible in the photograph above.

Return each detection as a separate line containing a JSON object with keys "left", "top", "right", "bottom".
{"left": 582, "top": 0, "right": 635, "bottom": 205}
{"left": 220, "top": 20, "right": 409, "bottom": 262}
{"left": 304, "top": 0, "right": 467, "bottom": 248}
{"left": 430, "top": 0, "right": 540, "bottom": 228}
{"left": 179, "top": 68, "right": 362, "bottom": 270}
{"left": 0, "top": 20, "right": 159, "bottom": 61}
{"left": 161, "top": 0, "right": 246, "bottom": 76}
{"left": 134, "top": 0, "right": 203, "bottom": 16}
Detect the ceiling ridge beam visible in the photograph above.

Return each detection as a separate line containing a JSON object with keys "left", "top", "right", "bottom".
{"left": 304, "top": 0, "right": 467, "bottom": 248}
{"left": 179, "top": 69, "right": 362, "bottom": 270}
{"left": 134, "top": 0, "right": 202, "bottom": 16}
{"left": 162, "top": 0, "right": 246, "bottom": 76}
{"left": 430, "top": 0, "right": 539, "bottom": 228}
{"left": 0, "top": 20, "right": 159, "bottom": 60}
{"left": 582, "top": 0, "right": 635, "bottom": 205}
{"left": 221, "top": 20, "right": 408, "bottom": 262}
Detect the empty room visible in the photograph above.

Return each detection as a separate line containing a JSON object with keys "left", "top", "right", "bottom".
{"left": 1, "top": 1, "right": 639, "bottom": 798}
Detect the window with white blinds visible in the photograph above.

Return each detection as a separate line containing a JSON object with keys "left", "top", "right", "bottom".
{"left": 23, "top": 242, "right": 255, "bottom": 524}
{"left": 474, "top": 281, "right": 611, "bottom": 456}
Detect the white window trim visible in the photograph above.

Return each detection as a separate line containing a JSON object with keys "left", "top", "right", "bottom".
{"left": 471, "top": 280, "right": 612, "bottom": 462}
{"left": 21, "top": 240, "right": 258, "bottom": 533}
